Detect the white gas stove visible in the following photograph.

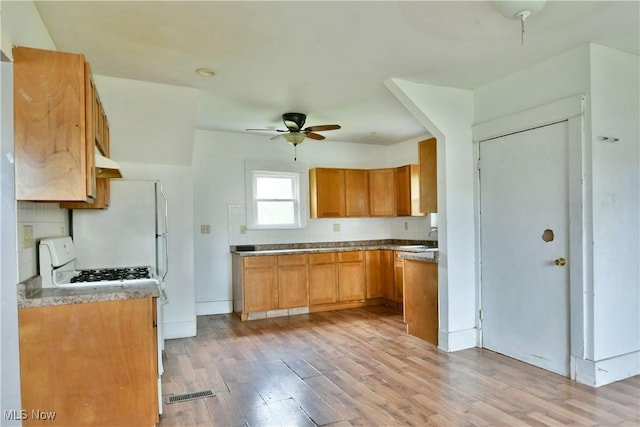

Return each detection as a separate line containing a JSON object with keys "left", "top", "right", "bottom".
{"left": 39, "top": 236, "right": 160, "bottom": 288}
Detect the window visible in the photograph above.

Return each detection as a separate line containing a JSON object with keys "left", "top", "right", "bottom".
{"left": 245, "top": 160, "right": 308, "bottom": 230}
{"left": 253, "top": 171, "right": 298, "bottom": 227}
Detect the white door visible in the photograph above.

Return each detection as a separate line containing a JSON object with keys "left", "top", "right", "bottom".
{"left": 480, "top": 121, "right": 570, "bottom": 376}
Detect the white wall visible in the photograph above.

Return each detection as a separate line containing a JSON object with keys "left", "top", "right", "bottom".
{"left": 1, "top": 1, "right": 56, "bottom": 422}
{"left": 589, "top": 45, "right": 639, "bottom": 369}
{"left": 385, "top": 79, "right": 477, "bottom": 352}
{"left": 473, "top": 43, "right": 640, "bottom": 386}
{"left": 93, "top": 75, "right": 199, "bottom": 166}
{"left": 192, "top": 130, "right": 432, "bottom": 315}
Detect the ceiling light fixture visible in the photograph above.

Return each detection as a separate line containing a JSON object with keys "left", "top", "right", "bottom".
{"left": 195, "top": 67, "right": 216, "bottom": 77}
{"left": 284, "top": 132, "right": 306, "bottom": 146}
{"left": 493, "top": 0, "right": 546, "bottom": 45}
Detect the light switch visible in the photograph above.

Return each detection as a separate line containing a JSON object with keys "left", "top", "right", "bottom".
{"left": 200, "top": 224, "right": 211, "bottom": 234}
{"left": 333, "top": 223, "right": 340, "bottom": 232}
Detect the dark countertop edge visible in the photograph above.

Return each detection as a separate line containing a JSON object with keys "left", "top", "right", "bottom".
{"left": 229, "top": 239, "right": 438, "bottom": 254}
{"left": 231, "top": 244, "right": 439, "bottom": 263}
{"left": 18, "top": 276, "right": 159, "bottom": 308}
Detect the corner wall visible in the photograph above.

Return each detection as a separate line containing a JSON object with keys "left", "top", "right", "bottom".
{"left": 385, "top": 78, "right": 477, "bottom": 352}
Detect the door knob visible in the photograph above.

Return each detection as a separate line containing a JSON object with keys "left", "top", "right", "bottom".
{"left": 554, "top": 257, "right": 566, "bottom": 266}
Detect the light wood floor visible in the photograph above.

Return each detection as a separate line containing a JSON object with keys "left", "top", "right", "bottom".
{"left": 159, "top": 306, "right": 639, "bottom": 426}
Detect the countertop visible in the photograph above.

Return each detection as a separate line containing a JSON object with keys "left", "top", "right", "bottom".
{"left": 18, "top": 276, "right": 160, "bottom": 308}
{"left": 230, "top": 239, "right": 438, "bottom": 263}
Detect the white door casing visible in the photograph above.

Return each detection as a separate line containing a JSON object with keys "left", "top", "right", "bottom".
{"left": 480, "top": 121, "right": 571, "bottom": 376}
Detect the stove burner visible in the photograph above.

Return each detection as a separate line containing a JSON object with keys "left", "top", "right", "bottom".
{"left": 70, "top": 267, "right": 152, "bottom": 283}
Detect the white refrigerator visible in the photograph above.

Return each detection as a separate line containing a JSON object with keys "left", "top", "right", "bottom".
{"left": 71, "top": 179, "right": 168, "bottom": 414}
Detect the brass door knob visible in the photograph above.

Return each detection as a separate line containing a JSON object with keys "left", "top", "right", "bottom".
{"left": 554, "top": 257, "right": 566, "bottom": 266}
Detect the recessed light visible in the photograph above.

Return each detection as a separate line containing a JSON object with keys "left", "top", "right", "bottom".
{"left": 195, "top": 67, "right": 216, "bottom": 77}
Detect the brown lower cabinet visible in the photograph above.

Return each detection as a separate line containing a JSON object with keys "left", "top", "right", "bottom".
{"left": 337, "top": 251, "right": 366, "bottom": 302}
{"left": 18, "top": 298, "right": 158, "bottom": 427}
{"left": 403, "top": 259, "right": 439, "bottom": 345}
{"left": 232, "top": 250, "right": 431, "bottom": 321}
{"left": 309, "top": 253, "right": 338, "bottom": 305}
{"left": 277, "top": 254, "right": 309, "bottom": 308}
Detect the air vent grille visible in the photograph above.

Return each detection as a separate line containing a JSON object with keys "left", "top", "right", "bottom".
{"left": 165, "top": 389, "right": 216, "bottom": 404}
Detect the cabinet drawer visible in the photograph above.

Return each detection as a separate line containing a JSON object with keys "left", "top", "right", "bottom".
{"left": 278, "top": 254, "right": 308, "bottom": 266}
{"left": 338, "top": 251, "right": 364, "bottom": 263}
{"left": 243, "top": 256, "right": 276, "bottom": 268}
{"left": 309, "top": 252, "right": 337, "bottom": 264}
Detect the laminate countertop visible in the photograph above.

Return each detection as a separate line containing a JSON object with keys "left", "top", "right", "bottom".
{"left": 230, "top": 239, "right": 438, "bottom": 263}
{"left": 18, "top": 276, "right": 159, "bottom": 308}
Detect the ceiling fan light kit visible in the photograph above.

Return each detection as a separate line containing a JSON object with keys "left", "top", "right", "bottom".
{"left": 246, "top": 112, "right": 341, "bottom": 147}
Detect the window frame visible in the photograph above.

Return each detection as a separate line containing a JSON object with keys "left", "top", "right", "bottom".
{"left": 245, "top": 160, "right": 308, "bottom": 230}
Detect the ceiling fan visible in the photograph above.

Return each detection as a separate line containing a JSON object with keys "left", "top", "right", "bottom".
{"left": 247, "top": 112, "right": 341, "bottom": 146}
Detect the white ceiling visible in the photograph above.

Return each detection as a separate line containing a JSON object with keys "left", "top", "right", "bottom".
{"left": 34, "top": 1, "right": 639, "bottom": 145}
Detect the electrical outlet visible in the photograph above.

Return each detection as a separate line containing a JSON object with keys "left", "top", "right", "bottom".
{"left": 404, "top": 221, "right": 409, "bottom": 231}
{"left": 22, "top": 225, "right": 34, "bottom": 249}
{"left": 240, "top": 225, "right": 247, "bottom": 234}
{"left": 200, "top": 224, "right": 211, "bottom": 234}
{"left": 333, "top": 223, "right": 340, "bottom": 232}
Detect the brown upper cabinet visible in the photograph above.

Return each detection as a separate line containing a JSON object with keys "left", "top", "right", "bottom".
{"left": 419, "top": 138, "right": 437, "bottom": 214}
{"left": 344, "top": 169, "right": 369, "bottom": 217}
{"left": 396, "top": 164, "right": 423, "bottom": 216}
{"left": 309, "top": 168, "right": 346, "bottom": 218}
{"left": 369, "top": 168, "right": 396, "bottom": 216}
{"left": 310, "top": 163, "right": 426, "bottom": 218}
{"left": 14, "top": 46, "right": 114, "bottom": 205}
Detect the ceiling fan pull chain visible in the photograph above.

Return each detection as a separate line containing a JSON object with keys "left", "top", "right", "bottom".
{"left": 294, "top": 144, "right": 297, "bottom": 161}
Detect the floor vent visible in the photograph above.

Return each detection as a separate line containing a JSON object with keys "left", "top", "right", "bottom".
{"left": 165, "top": 389, "right": 216, "bottom": 404}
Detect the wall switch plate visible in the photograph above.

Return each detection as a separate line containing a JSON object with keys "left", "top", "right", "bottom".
{"left": 240, "top": 225, "right": 247, "bottom": 234}
{"left": 21, "top": 225, "right": 34, "bottom": 249}
{"left": 333, "top": 223, "right": 340, "bottom": 232}
{"left": 200, "top": 224, "right": 211, "bottom": 234}
{"left": 404, "top": 221, "right": 409, "bottom": 231}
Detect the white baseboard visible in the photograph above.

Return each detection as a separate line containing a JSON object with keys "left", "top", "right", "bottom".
{"left": 163, "top": 319, "right": 197, "bottom": 339}
{"left": 195, "top": 300, "right": 233, "bottom": 316}
{"left": 438, "top": 327, "right": 477, "bottom": 352}
{"left": 573, "top": 350, "right": 640, "bottom": 387}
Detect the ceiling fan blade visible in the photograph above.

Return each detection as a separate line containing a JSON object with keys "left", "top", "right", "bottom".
{"left": 305, "top": 124, "right": 341, "bottom": 132}
{"left": 305, "top": 132, "right": 325, "bottom": 140}
{"left": 246, "top": 128, "right": 287, "bottom": 132}
{"left": 270, "top": 133, "right": 287, "bottom": 140}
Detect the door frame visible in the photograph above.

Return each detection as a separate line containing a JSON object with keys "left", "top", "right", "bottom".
{"left": 472, "top": 95, "right": 586, "bottom": 379}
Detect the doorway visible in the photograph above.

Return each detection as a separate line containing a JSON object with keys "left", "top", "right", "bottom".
{"left": 479, "top": 120, "right": 571, "bottom": 376}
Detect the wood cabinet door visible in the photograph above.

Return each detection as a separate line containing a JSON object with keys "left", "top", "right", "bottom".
{"left": 244, "top": 260, "right": 277, "bottom": 312}
{"left": 396, "top": 165, "right": 422, "bottom": 216}
{"left": 309, "top": 168, "right": 346, "bottom": 218}
{"left": 419, "top": 138, "right": 437, "bottom": 214}
{"left": 345, "top": 169, "right": 369, "bottom": 217}
{"left": 14, "top": 47, "right": 91, "bottom": 202}
{"left": 18, "top": 298, "right": 158, "bottom": 426}
{"left": 369, "top": 168, "right": 396, "bottom": 216}
{"left": 365, "top": 250, "right": 384, "bottom": 298}
{"left": 394, "top": 252, "right": 409, "bottom": 304}
{"left": 403, "top": 260, "right": 438, "bottom": 345}
{"left": 278, "top": 255, "right": 308, "bottom": 309}
{"left": 338, "top": 252, "right": 366, "bottom": 302}
{"left": 380, "top": 250, "right": 395, "bottom": 300}
{"left": 309, "top": 262, "right": 338, "bottom": 305}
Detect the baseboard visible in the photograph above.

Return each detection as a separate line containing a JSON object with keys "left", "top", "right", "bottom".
{"left": 573, "top": 350, "right": 640, "bottom": 387}
{"left": 195, "top": 300, "right": 233, "bottom": 316}
{"left": 163, "top": 319, "right": 197, "bottom": 339}
{"left": 438, "top": 327, "right": 477, "bottom": 352}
